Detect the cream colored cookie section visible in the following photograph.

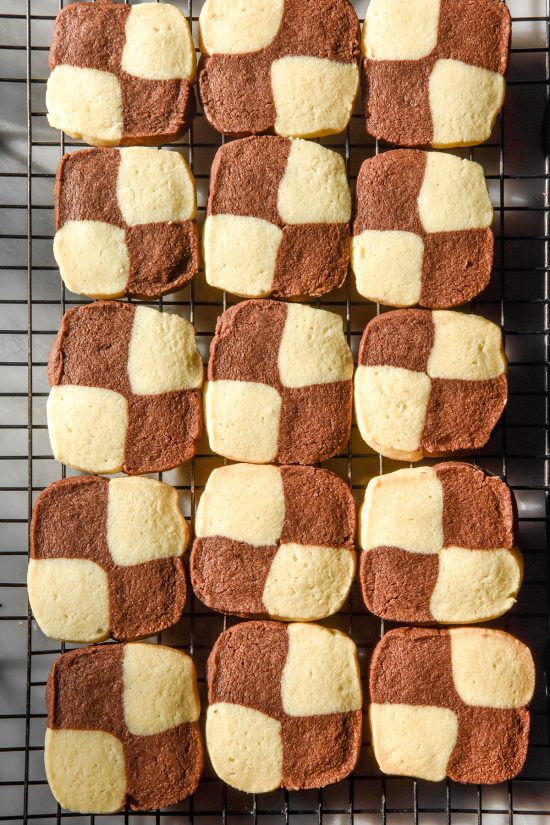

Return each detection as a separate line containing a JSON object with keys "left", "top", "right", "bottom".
{"left": 360, "top": 467, "right": 443, "bottom": 553}
{"left": 199, "top": 0, "right": 284, "bottom": 55}
{"left": 47, "top": 386, "right": 128, "bottom": 474}
{"left": 195, "top": 463, "right": 285, "bottom": 547}
{"left": 370, "top": 703, "right": 458, "bottom": 782}
{"left": 429, "top": 60, "right": 506, "bottom": 148}
{"left": 128, "top": 306, "right": 203, "bottom": 395}
{"left": 271, "top": 57, "right": 359, "bottom": 138}
{"left": 107, "top": 477, "right": 187, "bottom": 566}
{"left": 427, "top": 311, "right": 506, "bottom": 380}
{"left": 450, "top": 628, "right": 535, "bottom": 708}
{"left": 430, "top": 547, "right": 523, "bottom": 623}
{"left": 27, "top": 559, "right": 109, "bottom": 643}
{"left": 205, "top": 380, "right": 282, "bottom": 463}
{"left": 206, "top": 703, "right": 282, "bottom": 793}
{"left": 277, "top": 140, "right": 351, "bottom": 224}
{"left": 121, "top": 3, "right": 196, "bottom": 81}
{"left": 123, "top": 643, "right": 200, "bottom": 736}
{"left": 117, "top": 148, "right": 196, "bottom": 226}
{"left": 417, "top": 153, "right": 493, "bottom": 233}
{"left": 354, "top": 365, "right": 431, "bottom": 462}
{"left": 281, "top": 623, "right": 362, "bottom": 716}
{"left": 46, "top": 66, "right": 122, "bottom": 147}
{"left": 262, "top": 544, "right": 355, "bottom": 621}
{"left": 203, "top": 215, "right": 282, "bottom": 298}
{"left": 363, "top": 0, "right": 440, "bottom": 60}
{"left": 279, "top": 304, "right": 353, "bottom": 389}
{"left": 54, "top": 221, "right": 129, "bottom": 299}
{"left": 351, "top": 230, "right": 424, "bottom": 306}
{"left": 45, "top": 728, "right": 126, "bottom": 814}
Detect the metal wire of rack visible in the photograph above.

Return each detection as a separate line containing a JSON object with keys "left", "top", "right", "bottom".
{"left": 0, "top": 0, "right": 548, "bottom": 822}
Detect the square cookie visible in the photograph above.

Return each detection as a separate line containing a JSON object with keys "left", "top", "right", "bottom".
{"left": 54, "top": 148, "right": 198, "bottom": 299}
{"left": 45, "top": 643, "right": 202, "bottom": 812}
{"left": 47, "top": 1, "right": 196, "bottom": 146}
{"left": 28, "top": 476, "right": 188, "bottom": 643}
{"left": 191, "top": 463, "right": 355, "bottom": 619}
{"left": 369, "top": 627, "right": 534, "bottom": 783}
{"left": 206, "top": 621, "right": 362, "bottom": 792}
{"left": 47, "top": 302, "right": 203, "bottom": 475}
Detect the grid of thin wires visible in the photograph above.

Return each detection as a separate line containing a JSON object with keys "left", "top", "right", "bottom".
{"left": 0, "top": 0, "right": 548, "bottom": 822}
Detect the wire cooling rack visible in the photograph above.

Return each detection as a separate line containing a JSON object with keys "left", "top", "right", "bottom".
{"left": 0, "top": 0, "right": 549, "bottom": 822}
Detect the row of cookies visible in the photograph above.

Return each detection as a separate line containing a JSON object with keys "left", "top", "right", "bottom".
{"left": 45, "top": 300, "right": 507, "bottom": 472}
{"left": 44, "top": 624, "right": 534, "bottom": 811}
{"left": 46, "top": 0, "right": 510, "bottom": 148}
{"left": 54, "top": 141, "right": 494, "bottom": 309}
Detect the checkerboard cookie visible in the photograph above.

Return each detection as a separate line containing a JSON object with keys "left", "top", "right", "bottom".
{"left": 206, "top": 621, "right": 362, "bottom": 792}
{"left": 47, "top": 1, "right": 196, "bottom": 147}
{"left": 351, "top": 150, "right": 494, "bottom": 308}
{"left": 191, "top": 464, "right": 355, "bottom": 620}
{"left": 354, "top": 309, "right": 507, "bottom": 461}
{"left": 54, "top": 148, "right": 198, "bottom": 300}
{"left": 362, "top": 0, "right": 511, "bottom": 147}
{"left": 359, "top": 463, "right": 522, "bottom": 624}
{"left": 28, "top": 475, "right": 188, "bottom": 643}
{"left": 369, "top": 627, "right": 534, "bottom": 783}
{"left": 47, "top": 302, "right": 203, "bottom": 475}
{"left": 198, "top": 0, "right": 360, "bottom": 137}
{"left": 45, "top": 643, "right": 202, "bottom": 812}
{"left": 205, "top": 300, "right": 353, "bottom": 464}
{"left": 204, "top": 137, "right": 351, "bottom": 298}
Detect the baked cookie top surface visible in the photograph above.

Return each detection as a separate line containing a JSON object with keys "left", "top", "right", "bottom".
{"left": 362, "top": 0, "right": 511, "bottom": 147}
{"left": 191, "top": 463, "right": 355, "bottom": 620}
{"left": 206, "top": 620, "right": 362, "bottom": 792}
{"left": 205, "top": 137, "right": 351, "bottom": 299}
{"left": 45, "top": 643, "right": 202, "bottom": 813}
{"left": 351, "top": 150, "right": 494, "bottom": 308}
{"left": 369, "top": 627, "right": 535, "bottom": 783}
{"left": 354, "top": 308, "right": 507, "bottom": 461}
{"left": 54, "top": 148, "right": 198, "bottom": 300}
{"left": 205, "top": 300, "right": 353, "bottom": 465}
{"left": 198, "top": 0, "right": 360, "bottom": 137}
{"left": 359, "top": 462, "right": 522, "bottom": 624}
{"left": 47, "top": 1, "right": 196, "bottom": 147}
{"left": 47, "top": 302, "right": 203, "bottom": 475}
{"left": 28, "top": 475, "right": 188, "bottom": 643}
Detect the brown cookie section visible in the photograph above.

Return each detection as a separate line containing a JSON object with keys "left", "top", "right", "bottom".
{"left": 119, "top": 74, "right": 196, "bottom": 146}
{"left": 419, "top": 230, "right": 493, "bottom": 308}
{"left": 208, "top": 621, "right": 289, "bottom": 718}
{"left": 362, "top": 59, "right": 434, "bottom": 148}
{"left": 421, "top": 375, "right": 507, "bottom": 455}
{"left": 280, "top": 466, "right": 355, "bottom": 547}
{"left": 360, "top": 547, "right": 439, "bottom": 623}
{"left": 125, "top": 221, "right": 199, "bottom": 299}
{"left": 125, "top": 391, "right": 202, "bottom": 476}
{"left": 108, "top": 558, "right": 187, "bottom": 641}
{"left": 190, "top": 538, "right": 278, "bottom": 616}
{"left": 199, "top": 0, "right": 360, "bottom": 136}
{"left": 272, "top": 224, "right": 350, "bottom": 298}
{"left": 281, "top": 711, "right": 362, "bottom": 789}
{"left": 55, "top": 149, "right": 123, "bottom": 229}
{"left": 353, "top": 150, "right": 425, "bottom": 236}
{"left": 49, "top": 1, "right": 129, "bottom": 75}
{"left": 435, "top": 461, "right": 514, "bottom": 549}
{"left": 437, "top": 0, "right": 512, "bottom": 74}
{"left": 277, "top": 381, "right": 353, "bottom": 465}
{"left": 447, "top": 706, "right": 530, "bottom": 784}
{"left": 357, "top": 309, "right": 435, "bottom": 373}
{"left": 48, "top": 302, "right": 134, "bottom": 395}
{"left": 31, "top": 476, "right": 110, "bottom": 568}
{"left": 208, "top": 299, "right": 287, "bottom": 389}
{"left": 208, "top": 137, "right": 290, "bottom": 226}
